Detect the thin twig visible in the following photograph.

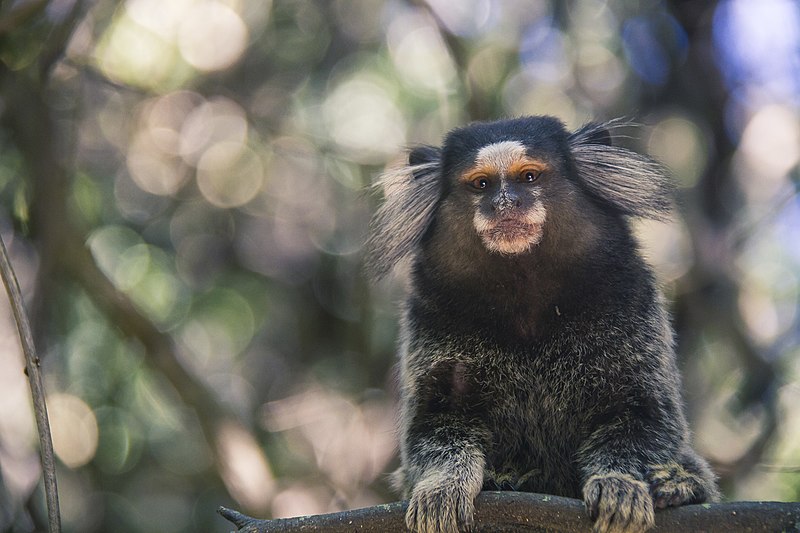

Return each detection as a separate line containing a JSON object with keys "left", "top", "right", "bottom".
{"left": 0, "top": 232, "right": 61, "bottom": 533}
{"left": 758, "top": 464, "right": 800, "bottom": 473}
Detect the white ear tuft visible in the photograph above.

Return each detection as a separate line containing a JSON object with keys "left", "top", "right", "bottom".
{"left": 569, "top": 122, "right": 674, "bottom": 221}
{"left": 365, "top": 146, "right": 442, "bottom": 279}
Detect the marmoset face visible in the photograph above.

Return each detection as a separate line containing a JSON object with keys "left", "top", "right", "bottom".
{"left": 455, "top": 140, "right": 549, "bottom": 255}
{"left": 368, "top": 115, "right": 673, "bottom": 282}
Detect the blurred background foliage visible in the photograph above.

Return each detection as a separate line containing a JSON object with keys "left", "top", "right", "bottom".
{"left": 0, "top": 0, "right": 798, "bottom": 531}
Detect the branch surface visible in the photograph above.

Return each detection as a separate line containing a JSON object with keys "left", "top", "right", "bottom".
{"left": 219, "top": 492, "right": 800, "bottom": 533}
{"left": 0, "top": 234, "right": 61, "bottom": 532}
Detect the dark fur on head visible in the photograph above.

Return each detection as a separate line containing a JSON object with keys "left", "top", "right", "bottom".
{"left": 369, "top": 116, "right": 718, "bottom": 533}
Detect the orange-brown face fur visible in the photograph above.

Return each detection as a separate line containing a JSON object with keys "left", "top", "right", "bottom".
{"left": 462, "top": 141, "right": 548, "bottom": 255}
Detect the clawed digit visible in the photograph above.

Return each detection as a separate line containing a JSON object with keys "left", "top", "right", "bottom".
{"left": 583, "top": 473, "right": 655, "bottom": 533}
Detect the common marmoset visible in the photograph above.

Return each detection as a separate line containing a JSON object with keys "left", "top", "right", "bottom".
{"left": 367, "top": 116, "right": 719, "bottom": 533}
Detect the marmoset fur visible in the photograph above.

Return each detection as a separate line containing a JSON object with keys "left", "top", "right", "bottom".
{"left": 367, "top": 116, "right": 719, "bottom": 533}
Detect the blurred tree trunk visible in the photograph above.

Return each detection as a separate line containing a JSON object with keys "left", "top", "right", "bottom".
{"left": 0, "top": 0, "right": 241, "bottom": 514}
{"left": 660, "top": 0, "right": 780, "bottom": 490}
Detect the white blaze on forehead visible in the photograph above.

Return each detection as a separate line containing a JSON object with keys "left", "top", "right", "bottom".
{"left": 475, "top": 141, "right": 527, "bottom": 175}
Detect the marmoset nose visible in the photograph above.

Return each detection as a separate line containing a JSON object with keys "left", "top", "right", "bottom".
{"left": 492, "top": 189, "right": 519, "bottom": 212}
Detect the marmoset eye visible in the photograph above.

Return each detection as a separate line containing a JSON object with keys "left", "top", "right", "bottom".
{"left": 470, "top": 177, "right": 489, "bottom": 190}
{"left": 522, "top": 170, "right": 540, "bottom": 183}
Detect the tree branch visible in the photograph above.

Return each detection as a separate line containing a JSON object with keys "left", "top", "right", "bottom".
{"left": 63, "top": 236, "right": 231, "bottom": 446}
{"left": 0, "top": 233, "right": 61, "bottom": 533}
{"left": 219, "top": 492, "right": 800, "bottom": 533}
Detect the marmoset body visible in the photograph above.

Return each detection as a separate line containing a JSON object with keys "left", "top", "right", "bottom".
{"left": 367, "top": 116, "right": 719, "bottom": 533}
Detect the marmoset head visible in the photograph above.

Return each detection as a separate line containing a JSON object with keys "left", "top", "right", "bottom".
{"left": 367, "top": 116, "right": 673, "bottom": 278}
{"left": 431, "top": 117, "right": 577, "bottom": 256}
